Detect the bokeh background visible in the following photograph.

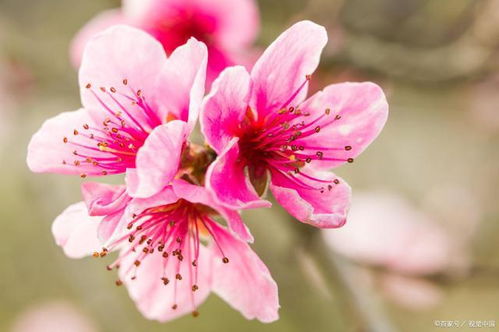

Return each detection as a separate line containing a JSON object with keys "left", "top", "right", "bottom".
{"left": 1, "top": 0, "right": 499, "bottom": 331}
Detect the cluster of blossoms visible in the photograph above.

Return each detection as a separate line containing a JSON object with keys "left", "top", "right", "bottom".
{"left": 27, "top": 0, "right": 388, "bottom": 323}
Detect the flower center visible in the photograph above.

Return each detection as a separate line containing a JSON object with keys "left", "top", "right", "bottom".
{"left": 94, "top": 199, "right": 229, "bottom": 317}
{"left": 237, "top": 77, "right": 354, "bottom": 193}
{"left": 62, "top": 79, "right": 162, "bottom": 177}
{"left": 147, "top": 8, "right": 216, "bottom": 54}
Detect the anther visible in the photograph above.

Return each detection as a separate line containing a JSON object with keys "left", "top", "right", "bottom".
{"left": 80, "top": 174, "right": 87, "bottom": 178}
{"left": 73, "top": 129, "right": 79, "bottom": 135}
{"left": 306, "top": 158, "right": 312, "bottom": 163}
{"left": 162, "top": 277, "right": 170, "bottom": 285}
{"left": 192, "top": 260, "right": 197, "bottom": 267}
{"left": 316, "top": 151, "right": 323, "bottom": 159}
{"left": 115, "top": 280, "right": 123, "bottom": 286}
{"left": 83, "top": 124, "right": 89, "bottom": 130}
{"left": 106, "top": 265, "right": 112, "bottom": 271}
{"left": 85, "top": 83, "right": 91, "bottom": 89}
{"left": 63, "top": 137, "right": 68, "bottom": 143}
{"left": 176, "top": 273, "right": 182, "bottom": 280}
{"left": 222, "top": 257, "right": 229, "bottom": 264}
{"left": 100, "top": 87, "right": 106, "bottom": 92}
{"left": 333, "top": 179, "right": 340, "bottom": 184}
{"left": 192, "top": 285, "right": 199, "bottom": 292}
{"left": 172, "top": 304, "right": 178, "bottom": 310}
{"left": 123, "top": 79, "right": 128, "bottom": 85}
{"left": 110, "top": 87, "right": 116, "bottom": 93}
{"left": 347, "top": 158, "right": 354, "bottom": 163}
{"left": 162, "top": 252, "right": 169, "bottom": 258}
{"left": 134, "top": 260, "right": 141, "bottom": 267}
{"left": 328, "top": 185, "right": 333, "bottom": 191}
{"left": 345, "top": 146, "right": 352, "bottom": 151}
{"left": 92, "top": 252, "right": 99, "bottom": 258}
{"left": 192, "top": 311, "right": 200, "bottom": 317}
{"left": 314, "top": 126, "right": 321, "bottom": 133}
{"left": 335, "top": 115, "right": 341, "bottom": 120}
{"left": 325, "top": 108, "right": 331, "bottom": 115}
{"left": 137, "top": 90, "right": 142, "bottom": 97}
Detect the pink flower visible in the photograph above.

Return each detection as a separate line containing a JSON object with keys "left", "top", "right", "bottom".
{"left": 11, "top": 300, "right": 98, "bottom": 332}
{"left": 71, "top": 0, "right": 260, "bottom": 83}
{"left": 53, "top": 180, "right": 279, "bottom": 322}
{"left": 27, "top": 25, "right": 207, "bottom": 198}
{"left": 322, "top": 191, "right": 452, "bottom": 275}
{"left": 201, "top": 21, "right": 389, "bottom": 228}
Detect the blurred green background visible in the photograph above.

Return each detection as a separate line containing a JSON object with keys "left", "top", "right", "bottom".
{"left": 1, "top": 0, "right": 499, "bottom": 331}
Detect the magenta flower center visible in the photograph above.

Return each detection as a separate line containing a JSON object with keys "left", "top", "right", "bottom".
{"left": 146, "top": 8, "right": 216, "bottom": 54}
{"left": 237, "top": 80, "right": 354, "bottom": 193}
{"left": 62, "top": 80, "right": 162, "bottom": 177}
{"left": 98, "top": 199, "right": 229, "bottom": 315}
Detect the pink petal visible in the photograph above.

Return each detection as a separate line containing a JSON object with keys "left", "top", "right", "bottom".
{"left": 79, "top": 25, "right": 167, "bottom": 128}
{"left": 201, "top": 66, "right": 251, "bottom": 153}
{"left": 120, "top": 244, "right": 212, "bottom": 321}
{"left": 27, "top": 109, "right": 105, "bottom": 175}
{"left": 52, "top": 202, "right": 102, "bottom": 259}
{"left": 249, "top": 21, "right": 327, "bottom": 118}
{"left": 126, "top": 186, "right": 179, "bottom": 217}
{"left": 127, "top": 120, "right": 187, "bottom": 198}
{"left": 81, "top": 182, "right": 130, "bottom": 242}
{"left": 193, "top": 0, "right": 260, "bottom": 48}
{"left": 172, "top": 179, "right": 254, "bottom": 243}
{"left": 299, "top": 82, "right": 389, "bottom": 169}
{"left": 209, "top": 222, "right": 279, "bottom": 322}
{"left": 122, "top": 0, "right": 154, "bottom": 22}
{"left": 206, "top": 138, "right": 271, "bottom": 209}
{"left": 156, "top": 38, "right": 208, "bottom": 132}
{"left": 70, "top": 9, "right": 126, "bottom": 68}
{"left": 81, "top": 182, "right": 128, "bottom": 216}
{"left": 270, "top": 169, "right": 351, "bottom": 228}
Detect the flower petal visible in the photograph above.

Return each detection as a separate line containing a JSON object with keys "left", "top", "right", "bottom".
{"left": 120, "top": 244, "right": 212, "bottom": 322}
{"left": 156, "top": 38, "right": 208, "bottom": 132}
{"left": 27, "top": 109, "right": 105, "bottom": 175}
{"left": 79, "top": 25, "right": 167, "bottom": 129}
{"left": 70, "top": 9, "right": 126, "bottom": 68}
{"left": 209, "top": 222, "right": 279, "bottom": 322}
{"left": 126, "top": 186, "right": 179, "bottom": 217}
{"left": 52, "top": 202, "right": 102, "bottom": 259}
{"left": 127, "top": 120, "right": 187, "bottom": 198}
{"left": 81, "top": 182, "right": 128, "bottom": 216}
{"left": 206, "top": 138, "right": 271, "bottom": 209}
{"left": 270, "top": 169, "right": 351, "bottom": 228}
{"left": 201, "top": 66, "right": 251, "bottom": 153}
{"left": 299, "top": 82, "right": 389, "bottom": 169}
{"left": 249, "top": 21, "right": 327, "bottom": 118}
{"left": 200, "top": 0, "right": 260, "bottom": 49}
{"left": 173, "top": 179, "right": 254, "bottom": 243}
{"left": 81, "top": 182, "right": 130, "bottom": 242}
